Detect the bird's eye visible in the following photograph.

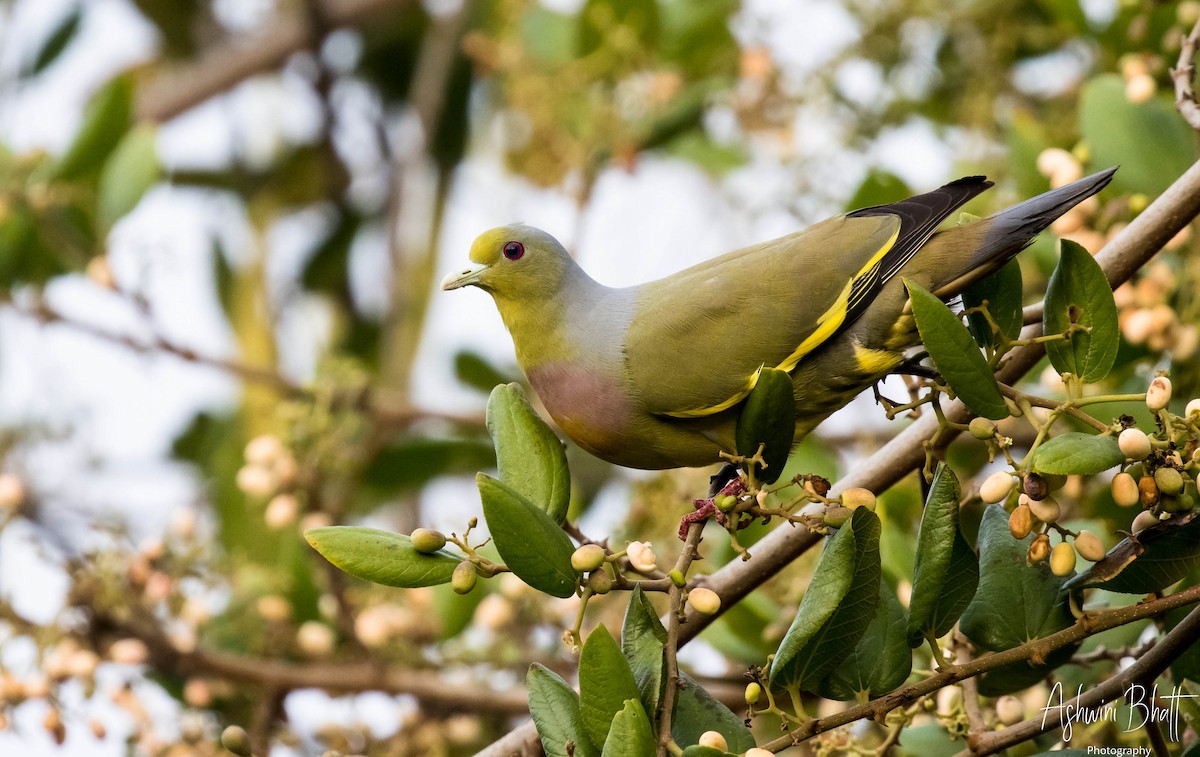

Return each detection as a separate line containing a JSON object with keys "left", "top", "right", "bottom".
{"left": 502, "top": 241, "right": 524, "bottom": 260}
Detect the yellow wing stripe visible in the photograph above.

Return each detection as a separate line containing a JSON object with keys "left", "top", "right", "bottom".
{"left": 660, "top": 227, "right": 900, "bottom": 420}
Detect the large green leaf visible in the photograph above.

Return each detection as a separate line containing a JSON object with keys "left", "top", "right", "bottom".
{"left": 528, "top": 663, "right": 599, "bottom": 757}
{"left": 602, "top": 699, "right": 656, "bottom": 757}
{"left": 906, "top": 465, "right": 978, "bottom": 646}
{"left": 1080, "top": 74, "right": 1197, "bottom": 196}
{"left": 98, "top": 125, "right": 161, "bottom": 227}
{"left": 477, "top": 473, "right": 577, "bottom": 598}
{"left": 962, "top": 259, "right": 1023, "bottom": 346}
{"left": 53, "top": 73, "right": 134, "bottom": 180}
{"left": 960, "top": 506, "right": 1069, "bottom": 651}
{"left": 1043, "top": 240, "right": 1118, "bottom": 383}
{"left": 976, "top": 598, "right": 1076, "bottom": 696}
{"left": 906, "top": 280, "right": 1008, "bottom": 420}
{"left": 735, "top": 367, "right": 795, "bottom": 484}
{"left": 621, "top": 586, "right": 666, "bottom": 716}
{"left": 304, "top": 526, "right": 461, "bottom": 588}
{"left": 620, "top": 588, "right": 753, "bottom": 751}
{"left": 770, "top": 508, "right": 882, "bottom": 690}
{"left": 487, "top": 384, "right": 571, "bottom": 523}
{"left": 579, "top": 625, "right": 643, "bottom": 750}
{"left": 1067, "top": 512, "right": 1200, "bottom": 594}
{"left": 816, "top": 582, "right": 912, "bottom": 700}
{"left": 28, "top": 6, "right": 82, "bottom": 76}
{"left": 1030, "top": 432, "right": 1123, "bottom": 476}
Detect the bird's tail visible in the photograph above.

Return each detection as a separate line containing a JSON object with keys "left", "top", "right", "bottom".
{"left": 928, "top": 166, "right": 1118, "bottom": 298}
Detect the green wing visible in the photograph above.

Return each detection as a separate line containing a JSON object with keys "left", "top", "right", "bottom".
{"left": 624, "top": 175, "right": 994, "bottom": 419}
{"left": 623, "top": 214, "right": 900, "bottom": 418}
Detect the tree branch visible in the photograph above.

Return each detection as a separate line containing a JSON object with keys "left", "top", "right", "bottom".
{"left": 137, "top": 0, "right": 416, "bottom": 123}
{"left": 1171, "top": 16, "right": 1200, "bottom": 131}
{"left": 472, "top": 159, "right": 1200, "bottom": 757}
{"left": 959, "top": 601, "right": 1200, "bottom": 756}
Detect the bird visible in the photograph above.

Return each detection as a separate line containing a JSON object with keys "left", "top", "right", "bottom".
{"left": 442, "top": 167, "right": 1117, "bottom": 470}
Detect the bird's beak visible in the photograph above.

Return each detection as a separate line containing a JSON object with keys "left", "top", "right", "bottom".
{"left": 441, "top": 263, "right": 488, "bottom": 291}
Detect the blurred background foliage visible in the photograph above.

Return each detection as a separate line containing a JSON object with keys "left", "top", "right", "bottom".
{"left": 0, "top": 0, "right": 1198, "bottom": 754}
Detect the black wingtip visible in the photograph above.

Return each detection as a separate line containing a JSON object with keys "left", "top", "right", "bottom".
{"left": 944, "top": 175, "right": 995, "bottom": 191}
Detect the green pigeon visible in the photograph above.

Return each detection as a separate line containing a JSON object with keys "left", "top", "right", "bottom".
{"left": 442, "top": 168, "right": 1116, "bottom": 470}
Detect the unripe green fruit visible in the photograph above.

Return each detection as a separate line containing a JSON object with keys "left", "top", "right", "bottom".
{"left": 1023, "top": 473, "right": 1049, "bottom": 501}
{"left": 745, "top": 682, "right": 762, "bottom": 705}
{"left": 1028, "top": 496, "right": 1061, "bottom": 524}
{"left": 1074, "top": 530, "right": 1106, "bottom": 562}
{"left": 698, "top": 731, "right": 728, "bottom": 751}
{"left": 841, "top": 487, "right": 876, "bottom": 511}
{"left": 1155, "top": 467, "right": 1184, "bottom": 495}
{"left": 452, "top": 561, "right": 478, "bottom": 595}
{"left": 687, "top": 587, "right": 721, "bottom": 615}
{"left": 1132, "top": 509, "right": 1161, "bottom": 532}
{"left": 1127, "top": 462, "right": 1145, "bottom": 480}
{"left": 669, "top": 569, "right": 686, "bottom": 587}
{"left": 571, "top": 544, "right": 606, "bottom": 573}
{"left": 410, "top": 528, "right": 447, "bottom": 554}
{"left": 221, "top": 726, "right": 252, "bottom": 757}
{"left": 1179, "top": 494, "right": 1196, "bottom": 512}
{"left": 1119, "top": 428, "right": 1152, "bottom": 460}
{"left": 823, "top": 506, "right": 852, "bottom": 527}
{"left": 969, "top": 417, "right": 996, "bottom": 440}
{"left": 1028, "top": 533, "right": 1051, "bottom": 564}
{"left": 715, "top": 494, "right": 737, "bottom": 512}
{"left": 995, "top": 695, "right": 1024, "bottom": 726}
{"left": 1009, "top": 504, "right": 1034, "bottom": 539}
{"left": 1161, "top": 494, "right": 1183, "bottom": 513}
{"left": 1112, "top": 472, "right": 1140, "bottom": 507}
{"left": 1050, "top": 542, "right": 1077, "bottom": 576}
{"left": 980, "top": 472, "right": 1015, "bottom": 504}
{"left": 587, "top": 569, "right": 613, "bottom": 595}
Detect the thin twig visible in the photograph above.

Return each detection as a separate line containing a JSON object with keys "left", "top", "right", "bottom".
{"left": 758, "top": 583, "right": 1200, "bottom": 752}
{"left": 1171, "top": 16, "right": 1200, "bottom": 130}
{"left": 953, "top": 631, "right": 986, "bottom": 742}
{"left": 658, "top": 521, "right": 705, "bottom": 756}
{"left": 958, "top": 602, "right": 1200, "bottom": 756}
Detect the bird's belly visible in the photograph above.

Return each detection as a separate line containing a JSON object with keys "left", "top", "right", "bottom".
{"left": 527, "top": 363, "right": 727, "bottom": 469}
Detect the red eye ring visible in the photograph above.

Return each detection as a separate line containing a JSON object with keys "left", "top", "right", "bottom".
{"left": 502, "top": 241, "right": 524, "bottom": 260}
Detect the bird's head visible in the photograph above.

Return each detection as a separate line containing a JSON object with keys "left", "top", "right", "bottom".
{"left": 441, "top": 225, "right": 578, "bottom": 301}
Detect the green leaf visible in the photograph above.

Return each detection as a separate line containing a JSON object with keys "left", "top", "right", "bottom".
{"left": 602, "top": 699, "right": 656, "bottom": 757}
{"left": 1043, "top": 240, "right": 1119, "bottom": 383}
{"left": 846, "top": 170, "right": 912, "bottom": 210}
{"left": 53, "top": 73, "right": 135, "bottom": 180}
{"left": 770, "top": 507, "right": 882, "bottom": 690}
{"left": 1030, "top": 432, "right": 1123, "bottom": 476}
{"left": 620, "top": 588, "right": 752, "bottom": 752}
{"left": 816, "top": 582, "right": 912, "bottom": 701}
{"left": 680, "top": 748, "right": 728, "bottom": 757}
{"left": 578, "top": 0, "right": 661, "bottom": 59}
{"left": 960, "top": 506, "right": 1069, "bottom": 651}
{"left": 28, "top": 6, "right": 82, "bottom": 75}
{"left": 1080, "top": 74, "right": 1197, "bottom": 196}
{"left": 301, "top": 210, "right": 360, "bottom": 297}
{"left": 432, "top": 580, "right": 485, "bottom": 640}
{"left": 97, "top": 125, "right": 160, "bottom": 227}
{"left": 976, "top": 598, "right": 1076, "bottom": 696}
{"left": 455, "top": 351, "right": 517, "bottom": 393}
{"left": 304, "top": 526, "right": 461, "bottom": 588}
{"left": 905, "top": 279, "right": 1008, "bottom": 420}
{"left": 735, "top": 367, "right": 795, "bottom": 484}
{"left": 487, "top": 383, "right": 571, "bottom": 523}
{"left": 1068, "top": 512, "right": 1200, "bottom": 594}
{"left": 622, "top": 586, "right": 667, "bottom": 716}
{"left": 477, "top": 473, "right": 577, "bottom": 598}
{"left": 362, "top": 438, "right": 496, "bottom": 493}
{"left": 962, "top": 259, "right": 1023, "bottom": 346}
{"left": 906, "top": 464, "right": 979, "bottom": 646}
{"left": 528, "top": 663, "right": 599, "bottom": 757}
{"left": 579, "top": 625, "right": 643, "bottom": 750}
